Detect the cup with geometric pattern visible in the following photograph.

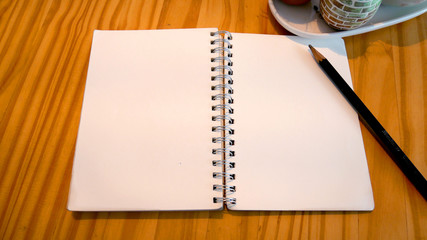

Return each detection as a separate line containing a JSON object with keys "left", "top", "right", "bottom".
{"left": 320, "top": 0, "right": 382, "bottom": 30}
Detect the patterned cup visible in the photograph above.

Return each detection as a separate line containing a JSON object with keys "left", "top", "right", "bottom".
{"left": 320, "top": 0, "right": 382, "bottom": 30}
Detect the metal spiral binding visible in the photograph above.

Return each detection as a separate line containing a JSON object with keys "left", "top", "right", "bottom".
{"left": 212, "top": 159, "right": 235, "bottom": 169}
{"left": 213, "top": 172, "right": 235, "bottom": 181}
{"left": 211, "top": 56, "right": 233, "bottom": 66}
{"left": 211, "top": 75, "right": 233, "bottom": 84}
{"left": 212, "top": 94, "right": 233, "bottom": 104}
{"left": 210, "top": 30, "right": 236, "bottom": 207}
{"left": 213, "top": 184, "right": 236, "bottom": 192}
{"left": 213, "top": 197, "right": 236, "bottom": 205}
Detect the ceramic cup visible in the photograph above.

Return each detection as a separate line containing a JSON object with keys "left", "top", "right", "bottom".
{"left": 320, "top": 0, "right": 382, "bottom": 30}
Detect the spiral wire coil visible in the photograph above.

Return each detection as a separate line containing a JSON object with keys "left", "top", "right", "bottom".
{"left": 211, "top": 30, "right": 236, "bottom": 206}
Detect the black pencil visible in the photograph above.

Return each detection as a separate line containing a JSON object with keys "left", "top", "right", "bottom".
{"left": 308, "top": 45, "right": 427, "bottom": 201}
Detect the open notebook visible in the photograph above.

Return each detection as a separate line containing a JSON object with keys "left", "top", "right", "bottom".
{"left": 67, "top": 28, "right": 374, "bottom": 211}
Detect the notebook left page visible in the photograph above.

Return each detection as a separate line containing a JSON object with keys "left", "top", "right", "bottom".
{"left": 68, "top": 29, "right": 223, "bottom": 211}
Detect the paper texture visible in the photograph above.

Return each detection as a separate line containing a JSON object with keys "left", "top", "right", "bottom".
{"left": 68, "top": 28, "right": 222, "bottom": 211}
{"left": 228, "top": 34, "right": 374, "bottom": 210}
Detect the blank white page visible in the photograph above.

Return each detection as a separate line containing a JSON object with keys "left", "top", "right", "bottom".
{"left": 228, "top": 33, "right": 374, "bottom": 211}
{"left": 68, "top": 29, "right": 223, "bottom": 211}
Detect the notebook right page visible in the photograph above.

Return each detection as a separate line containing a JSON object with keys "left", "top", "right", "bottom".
{"left": 229, "top": 34, "right": 374, "bottom": 211}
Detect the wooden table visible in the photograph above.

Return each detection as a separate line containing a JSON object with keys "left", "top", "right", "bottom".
{"left": 1, "top": 0, "right": 426, "bottom": 239}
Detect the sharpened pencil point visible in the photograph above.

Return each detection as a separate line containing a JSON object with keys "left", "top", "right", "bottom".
{"left": 308, "top": 45, "right": 325, "bottom": 63}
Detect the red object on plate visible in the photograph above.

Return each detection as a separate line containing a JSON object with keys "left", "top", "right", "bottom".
{"left": 281, "top": 0, "right": 310, "bottom": 5}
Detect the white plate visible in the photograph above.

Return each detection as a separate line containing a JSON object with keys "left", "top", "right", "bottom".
{"left": 269, "top": 0, "right": 427, "bottom": 38}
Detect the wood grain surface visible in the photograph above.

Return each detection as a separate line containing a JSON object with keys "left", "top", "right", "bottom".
{"left": 0, "top": 0, "right": 426, "bottom": 239}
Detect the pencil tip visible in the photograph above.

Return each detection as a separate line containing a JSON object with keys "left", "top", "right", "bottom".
{"left": 308, "top": 45, "right": 325, "bottom": 63}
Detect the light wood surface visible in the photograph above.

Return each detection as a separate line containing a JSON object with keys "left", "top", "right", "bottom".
{"left": 0, "top": 0, "right": 425, "bottom": 239}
